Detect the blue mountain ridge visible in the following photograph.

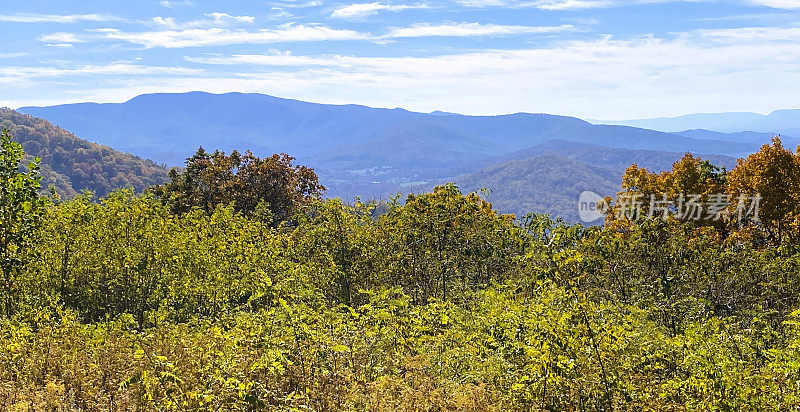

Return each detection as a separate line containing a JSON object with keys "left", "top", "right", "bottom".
{"left": 17, "top": 91, "right": 779, "bottom": 207}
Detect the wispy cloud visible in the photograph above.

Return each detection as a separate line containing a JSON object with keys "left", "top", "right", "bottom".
{"left": 151, "top": 13, "right": 255, "bottom": 29}
{"left": 331, "top": 2, "right": 430, "bottom": 19}
{"left": 386, "top": 22, "right": 574, "bottom": 37}
{"left": 38, "top": 32, "right": 86, "bottom": 47}
{"left": 268, "top": 0, "right": 322, "bottom": 8}
{"left": 160, "top": 0, "right": 194, "bottom": 9}
{"left": 697, "top": 25, "right": 800, "bottom": 41}
{"left": 75, "top": 21, "right": 574, "bottom": 48}
{"left": 0, "top": 64, "right": 203, "bottom": 80}
{"left": 453, "top": 0, "right": 715, "bottom": 10}
{"left": 748, "top": 0, "right": 800, "bottom": 9}
{"left": 531, "top": 0, "right": 616, "bottom": 10}
{"left": 454, "top": 0, "right": 615, "bottom": 9}
{"left": 0, "top": 13, "right": 120, "bottom": 23}
{"left": 96, "top": 24, "right": 368, "bottom": 48}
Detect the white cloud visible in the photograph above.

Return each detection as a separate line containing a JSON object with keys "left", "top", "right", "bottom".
{"left": 0, "top": 64, "right": 202, "bottom": 79}
{"left": 160, "top": 0, "right": 194, "bottom": 8}
{"left": 386, "top": 22, "right": 574, "bottom": 37}
{"left": 453, "top": 0, "right": 707, "bottom": 10}
{"left": 207, "top": 12, "right": 255, "bottom": 24}
{"left": 697, "top": 25, "right": 800, "bottom": 41}
{"left": 86, "top": 21, "right": 573, "bottom": 48}
{"left": 331, "top": 2, "right": 430, "bottom": 19}
{"left": 97, "top": 24, "right": 368, "bottom": 48}
{"left": 531, "top": 0, "right": 616, "bottom": 10}
{"left": 453, "top": 0, "right": 506, "bottom": 6}
{"left": 268, "top": 8, "right": 295, "bottom": 20}
{"left": 0, "top": 64, "right": 205, "bottom": 92}
{"left": 151, "top": 13, "right": 255, "bottom": 29}
{"left": 269, "top": 0, "right": 323, "bottom": 8}
{"left": 454, "top": 0, "right": 613, "bottom": 8}
{"left": 0, "top": 13, "right": 119, "bottom": 23}
{"left": 749, "top": 0, "right": 800, "bottom": 8}
{"left": 38, "top": 32, "right": 85, "bottom": 44}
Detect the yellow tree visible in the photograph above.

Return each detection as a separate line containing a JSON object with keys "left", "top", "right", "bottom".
{"left": 610, "top": 154, "right": 726, "bottom": 226}
{"left": 727, "top": 137, "right": 800, "bottom": 242}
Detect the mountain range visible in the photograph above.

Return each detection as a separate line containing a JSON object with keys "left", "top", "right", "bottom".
{"left": 13, "top": 92, "right": 794, "bottom": 220}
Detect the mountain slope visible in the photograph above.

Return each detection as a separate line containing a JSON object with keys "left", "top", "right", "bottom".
{"left": 0, "top": 109, "right": 168, "bottom": 197}
{"left": 456, "top": 154, "right": 620, "bottom": 222}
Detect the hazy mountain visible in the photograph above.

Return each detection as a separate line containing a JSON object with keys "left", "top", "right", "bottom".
{"left": 19, "top": 92, "right": 764, "bottom": 200}
{"left": 598, "top": 109, "right": 800, "bottom": 135}
{"left": 674, "top": 129, "right": 799, "bottom": 148}
{"left": 0, "top": 109, "right": 168, "bottom": 197}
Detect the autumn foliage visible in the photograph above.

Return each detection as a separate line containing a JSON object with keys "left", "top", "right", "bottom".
{"left": 611, "top": 137, "right": 800, "bottom": 242}
{"left": 152, "top": 147, "right": 324, "bottom": 223}
{"left": 3, "top": 136, "right": 800, "bottom": 410}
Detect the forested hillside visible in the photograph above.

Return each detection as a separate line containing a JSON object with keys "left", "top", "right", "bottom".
{"left": 457, "top": 154, "right": 620, "bottom": 221}
{"left": 0, "top": 109, "right": 167, "bottom": 197}
{"left": 4, "top": 128, "right": 800, "bottom": 409}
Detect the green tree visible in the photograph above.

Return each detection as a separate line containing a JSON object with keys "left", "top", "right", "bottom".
{"left": 377, "top": 184, "right": 524, "bottom": 304}
{"left": 0, "top": 128, "right": 47, "bottom": 316}
{"left": 153, "top": 148, "right": 324, "bottom": 223}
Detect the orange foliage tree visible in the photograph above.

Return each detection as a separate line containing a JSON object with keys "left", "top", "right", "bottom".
{"left": 727, "top": 137, "right": 800, "bottom": 242}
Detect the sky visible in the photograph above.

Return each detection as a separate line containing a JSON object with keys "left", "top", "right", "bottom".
{"left": 1, "top": 0, "right": 800, "bottom": 119}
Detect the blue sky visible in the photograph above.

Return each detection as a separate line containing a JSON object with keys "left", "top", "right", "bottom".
{"left": 1, "top": 0, "right": 799, "bottom": 119}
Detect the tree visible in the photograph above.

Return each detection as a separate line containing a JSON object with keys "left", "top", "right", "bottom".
{"left": 0, "top": 128, "right": 47, "bottom": 316}
{"left": 727, "top": 137, "right": 800, "bottom": 242}
{"left": 377, "top": 184, "right": 524, "bottom": 304}
{"left": 609, "top": 154, "right": 727, "bottom": 228}
{"left": 152, "top": 148, "right": 324, "bottom": 223}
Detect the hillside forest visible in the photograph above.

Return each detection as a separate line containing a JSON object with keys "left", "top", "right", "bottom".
{"left": 4, "top": 127, "right": 800, "bottom": 410}
{"left": 0, "top": 109, "right": 168, "bottom": 198}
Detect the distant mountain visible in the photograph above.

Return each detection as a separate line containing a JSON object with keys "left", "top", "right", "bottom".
{"left": 18, "top": 92, "right": 764, "bottom": 200}
{"left": 674, "top": 129, "right": 799, "bottom": 148}
{"left": 456, "top": 142, "right": 739, "bottom": 221}
{"left": 0, "top": 109, "right": 168, "bottom": 197}
{"left": 598, "top": 109, "right": 800, "bottom": 135}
